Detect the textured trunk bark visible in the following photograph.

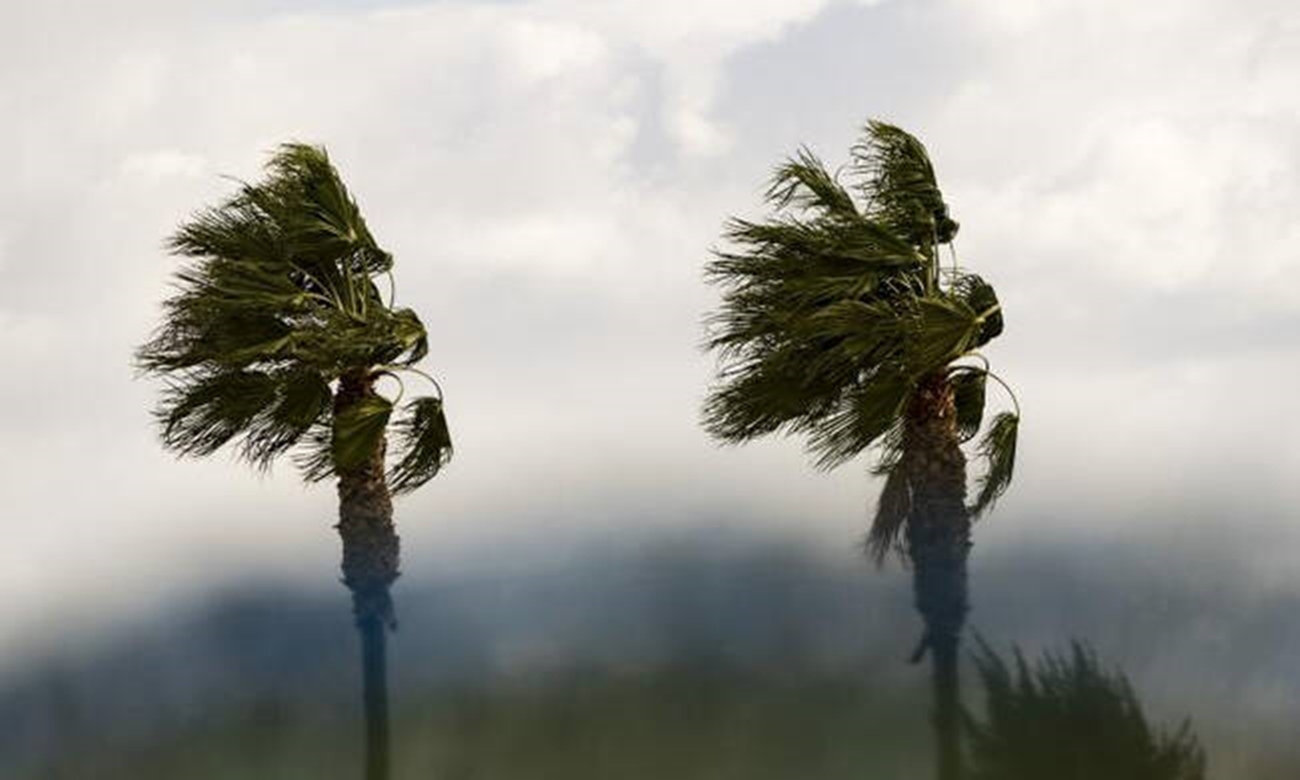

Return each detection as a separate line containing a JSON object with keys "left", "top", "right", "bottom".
{"left": 335, "top": 371, "right": 399, "bottom": 780}
{"left": 903, "top": 371, "right": 971, "bottom": 780}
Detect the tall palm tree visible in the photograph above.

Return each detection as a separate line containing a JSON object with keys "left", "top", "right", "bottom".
{"left": 703, "top": 121, "right": 1019, "bottom": 780}
{"left": 966, "top": 640, "right": 1206, "bottom": 780}
{"left": 136, "top": 144, "right": 453, "bottom": 780}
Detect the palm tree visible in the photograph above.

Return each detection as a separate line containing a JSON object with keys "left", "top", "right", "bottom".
{"left": 136, "top": 144, "right": 453, "bottom": 780}
{"left": 703, "top": 121, "right": 1019, "bottom": 780}
{"left": 966, "top": 640, "right": 1206, "bottom": 780}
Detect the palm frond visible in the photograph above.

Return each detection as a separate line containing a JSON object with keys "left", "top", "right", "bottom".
{"left": 949, "top": 368, "right": 987, "bottom": 444}
{"left": 949, "top": 272, "right": 1003, "bottom": 347}
{"left": 715, "top": 216, "right": 923, "bottom": 278}
{"left": 867, "top": 461, "right": 911, "bottom": 563}
{"left": 869, "top": 420, "right": 906, "bottom": 476}
{"left": 383, "top": 307, "right": 429, "bottom": 366}
{"left": 850, "top": 120, "right": 956, "bottom": 245}
{"left": 265, "top": 143, "right": 391, "bottom": 276}
{"left": 168, "top": 184, "right": 286, "bottom": 263}
{"left": 904, "top": 296, "right": 983, "bottom": 375}
{"left": 241, "top": 368, "right": 333, "bottom": 469}
{"left": 703, "top": 347, "right": 844, "bottom": 443}
{"left": 805, "top": 371, "right": 911, "bottom": 469}
{"left": 294, "top": 420, "right": 337, "bottom": 483}
{"left": 766, "top": 147, "right": 860, "bottom": 221}
{"left": 968, "top": 640, "right": 1207, "bottom": 780}
{"left": 795, "top": 299, "right": 908, "bottom": 385}
{"left": 156, "top": 369, "right": 280, "bottom": 458}
{"left": 331, "top": 395, "right": 393, "bottom": 472}
{"left": 387, "top": 396, "right": 454, "bottom": 494}
{"left": 970, "top": 411, "right": 1019, "bottom": 517}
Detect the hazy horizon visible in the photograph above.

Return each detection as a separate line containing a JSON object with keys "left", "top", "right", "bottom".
{"left": 4, "top": 528, "right": 1296, "bottom": 777}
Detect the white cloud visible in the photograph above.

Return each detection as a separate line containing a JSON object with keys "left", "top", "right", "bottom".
{"left": 120, "top": 149, "right": 208, "bottom": 180}
{"left": 441, "top": 210, "right": 621, "bottom": 273}
{"left": 933, "top": 0, "right": 1300, "bottom": 303}
{"left": 531, "top": 0, "right": 840, "bottom": 156}
{"left": 499, "top": 17, "right": 609, "bottom": 85}
{"left": 95, "top": 51, "right": 170, "bottom": 127}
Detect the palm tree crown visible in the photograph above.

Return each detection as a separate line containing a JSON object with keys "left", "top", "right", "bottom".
{"left": 704, "top": 121, "right": 1018, "bottom": 555}
{"left": 136, "top": 143, "right": 451, "bottom": 492}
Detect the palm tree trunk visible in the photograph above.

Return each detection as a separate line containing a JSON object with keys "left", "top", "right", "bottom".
{"left": 358, "top": 614, "right": 390, "bottom": 780}
{"left": 904, "top": 372, "right": 971, "bottom": 780}
{"left": 335, "top": 372, "right": 400, "bottom": 780}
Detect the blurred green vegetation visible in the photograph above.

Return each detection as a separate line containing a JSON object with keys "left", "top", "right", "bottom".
{"left": 6, "top": 543, "right": 1299, "bottom": 779}
{"left": 11, "top": 650, "right": 1300, "bottom": 780}
{"left": 19, "top": 666, "right": 928, "bottom": 779}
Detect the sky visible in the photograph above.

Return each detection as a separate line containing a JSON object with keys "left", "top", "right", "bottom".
{"left": 1, "top": 0, "right": 1299, "bottom": 658}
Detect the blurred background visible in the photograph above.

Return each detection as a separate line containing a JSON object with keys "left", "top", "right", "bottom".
{"left": 1, "top": 0, "right": 1298, "bottom": 777}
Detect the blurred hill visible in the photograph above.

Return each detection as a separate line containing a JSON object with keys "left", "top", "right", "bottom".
{"left": 1, "top": 533, "right": 1296, "bottom": 779}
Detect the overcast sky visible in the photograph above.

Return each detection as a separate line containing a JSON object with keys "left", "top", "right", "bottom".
{"left": 2, "top": 0, "right": 1299, "bottom": 656}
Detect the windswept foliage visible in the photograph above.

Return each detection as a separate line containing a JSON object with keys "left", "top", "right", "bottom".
{"left": 971, "top": 412, "right": 1019, "bottom": 516}
{"left": 867, "top": 462, "right": 912, "bottom": 560}
{"left": 967, "top": 641, "right": 1206, "bottom": 780}
{"left": 137, "top": 143, "right": 451, "bottom": 493}
{"left": 704, "top": 121, "right": 1017, "bottom": 525}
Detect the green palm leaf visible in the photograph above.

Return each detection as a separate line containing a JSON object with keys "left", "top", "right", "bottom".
{"left": 157, "top": 369, "right": 280, "bottom": 457}
{"left": 703, "top": 349, "right": 840, "bottom": 442}
{"left": 850, "top": 120, "right": 956, "bottom": 244}
{"left": 267, "top": 143, "right": 391, "bottom": 275}
{"left": 971, "top": 412, "right": 1019, "bottom": 517}
{"left": 388, "top": 397, "right": 454, "bottom": 495}
{"left": 805, "top": 370, "right": 911, "bottom": 469}
{"left": 766, "top": 147, "right": 860, "bottom": 221}
{"left": 950, "top": 272, "right": 1003, "bottom": 347}
{"left": 867, "top": 461, "right": 911, "bottom": 563}
{"left": 381, "top": 307, "right": 429, "bottom": 366}
{"left": 332, "top": 395, "right": 394, "bottom": 472}
{"left": 242, "top": 368, "right": 333, "bottom": 468}
{"left": 905, "top": 296, "right": 983, "bottom": 375}
{"left": 949, "top": 368, "right": 987, "bottom": 444}
{"left": 294, "top": 421, "right": 337, "bottom": 484}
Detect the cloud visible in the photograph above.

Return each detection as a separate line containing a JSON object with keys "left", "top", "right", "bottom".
{"left": 931, "top": 0, "right": 1300, "bottom": 300}
{"left": 500, "top": 17, "right": 609, "bottom": 85}
{"left": 120, "top": 150, "right": 209, "bottom": 180}
{"left": 530, "top": 0, "right": 847, "bottom": 156}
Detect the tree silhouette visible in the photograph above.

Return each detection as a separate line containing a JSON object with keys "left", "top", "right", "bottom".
{"left": 967, "top": 640, "right": 1206, "bottom": 780}
{"left": 703, "top": 120, "right": 1019, "bottom": 779}
{"left": 137, "top": 144, "right": 452, "bottom": 780}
